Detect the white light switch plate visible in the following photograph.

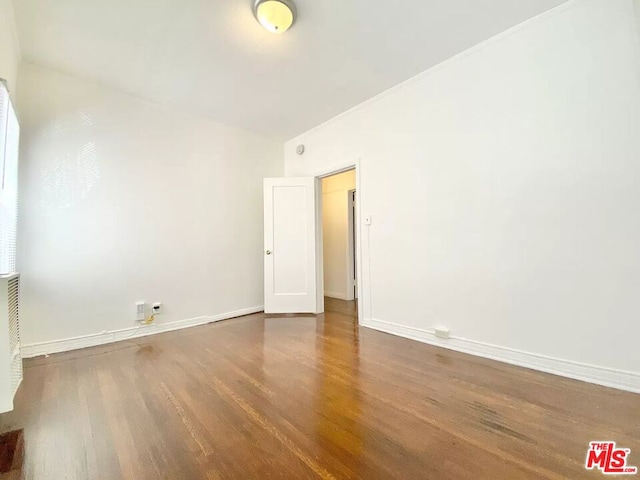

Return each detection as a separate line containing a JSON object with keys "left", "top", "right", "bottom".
{"left": 136, "top": 301, "right": 146, "bottom": 321}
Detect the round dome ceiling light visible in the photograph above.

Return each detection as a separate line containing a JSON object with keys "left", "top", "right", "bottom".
{"left": 253, "top": 0, "right": 296, "bottom": 34}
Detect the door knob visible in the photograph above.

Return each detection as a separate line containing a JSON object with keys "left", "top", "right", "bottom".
{"left": 265, "top": 250, "right": 272, "bottom": 255}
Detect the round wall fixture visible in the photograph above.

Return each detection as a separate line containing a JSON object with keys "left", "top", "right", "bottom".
{"left": 253, "top": 0, "right": 296, "bottom": 34}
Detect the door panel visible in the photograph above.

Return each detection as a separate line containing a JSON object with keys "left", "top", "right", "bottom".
{"left": 264, "top": 177, "right": 317, "bottom": 313}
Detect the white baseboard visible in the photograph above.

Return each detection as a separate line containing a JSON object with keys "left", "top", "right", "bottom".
{"left": 361, "top": 317, "right": 640, "bottom": 394}
{"left": 325, "top": 291, "right": 349, "bottom": 300}
{"left": 21, "top": 306, "right": 264, "bottom": 358}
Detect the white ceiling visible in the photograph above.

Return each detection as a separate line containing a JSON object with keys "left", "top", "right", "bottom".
{"left": 13, "top": 0, "right": 567, "bottom": 140}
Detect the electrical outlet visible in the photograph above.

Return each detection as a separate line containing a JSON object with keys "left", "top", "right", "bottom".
{"left": 152, "top": 302, "right": 162, "bottom": 315}
{"left": 136, "top": 302, "right": 146, "bottom": 321}
{"left": 434, "top": 326, "right": 450, "bottom": 339}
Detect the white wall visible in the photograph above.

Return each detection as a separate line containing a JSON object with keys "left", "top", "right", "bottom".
{"left": 17, "top": 62, "right": 283, "bottom": 349}
{"left": 635, "top": 0, "right": 640, "bottom": 49}
{"left": 322, "top": 170, "right": 355, "bottom": 300}
{"left": 0, "top": 0, "right": 19, "bottom": 98}
{"left": 285, "top": 0, "right": 640, "bottom": 390}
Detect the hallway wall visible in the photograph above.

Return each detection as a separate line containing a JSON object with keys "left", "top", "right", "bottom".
{"left": 322, "top": 170, "right": 356, "bottom": 300}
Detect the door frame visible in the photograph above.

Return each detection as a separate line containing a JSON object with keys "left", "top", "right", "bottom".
{"left": 347, "top": 189, "right": 357, "bottom": 301}
{"left": 313, "top": 159, "right": 363, "bottom": 323}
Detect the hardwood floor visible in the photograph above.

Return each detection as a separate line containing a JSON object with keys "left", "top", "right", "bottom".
{"left": 0, "top": 430, "right": 23, "bottom": 480}
{"left": 1, "top": 298, "right": 638, "bottom": 479}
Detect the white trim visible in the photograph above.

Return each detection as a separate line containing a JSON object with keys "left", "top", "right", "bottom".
{"left": 314, "top": 176, "right": 324, "bottom": 314}
{"left": 346, "top": 188, "right": 356, "bottom": 301}
{"left": 361, "top": 317, "right": 640, "bottom": 394}
{"left": 21, "top": 306, "right": 264, "bottom": 358}
{"left": 325, "top": 291, "right": 349, "bottom": 300}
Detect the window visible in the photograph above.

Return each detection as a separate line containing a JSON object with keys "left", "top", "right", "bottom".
{"left": 0, "top": 82, "right": 19, "bottom": 274}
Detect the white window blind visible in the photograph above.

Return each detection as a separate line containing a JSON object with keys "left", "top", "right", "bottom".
{"left": 0, "top": 82, "right": 19, "bottom": 274}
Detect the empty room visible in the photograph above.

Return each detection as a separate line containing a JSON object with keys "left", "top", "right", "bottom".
{"left": 0, "top": 0, "right": 639, "bottom": 478}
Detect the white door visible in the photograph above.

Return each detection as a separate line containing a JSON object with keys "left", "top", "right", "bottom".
{"left": 264, "top": 177, "right": 318, "bottom": 313}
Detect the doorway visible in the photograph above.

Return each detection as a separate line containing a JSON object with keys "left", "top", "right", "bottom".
{"left": 320, "top": 169, "right": 357, "bottom": 318}
{"left": 262, "top": 162, "right": 362, "bottom": 320}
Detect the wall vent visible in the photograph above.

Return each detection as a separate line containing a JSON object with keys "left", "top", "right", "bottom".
{"left": 0, "top": 273, "right": 21, "bottom": 413}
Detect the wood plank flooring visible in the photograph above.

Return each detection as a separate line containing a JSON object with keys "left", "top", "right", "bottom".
{"left": 0, "top": 429, "right": 23, "bottom": 480}
{"left": 1, "top": 298, "right": 638, "bottom": 479}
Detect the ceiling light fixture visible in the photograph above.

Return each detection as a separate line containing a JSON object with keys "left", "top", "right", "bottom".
{"left": 253, "top": 0, "right": 296, "bottom": 34}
